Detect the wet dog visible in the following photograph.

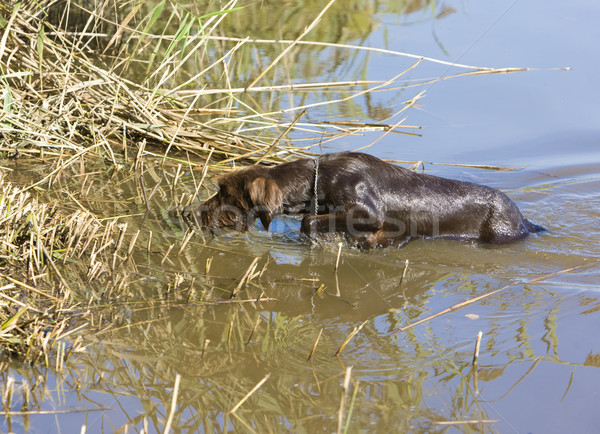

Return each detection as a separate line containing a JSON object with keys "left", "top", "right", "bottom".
{"left": 190, "top": 152, "right": 544, "bottom": 247}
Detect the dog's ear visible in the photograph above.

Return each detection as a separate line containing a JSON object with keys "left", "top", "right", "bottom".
{"left": 248, "top": 177, "right": 283, "bottom": 210}
{"left": 247, "top": 177, "right": 283, "bottom": 230}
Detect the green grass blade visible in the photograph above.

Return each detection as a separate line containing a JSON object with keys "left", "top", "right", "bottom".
{"left": 1, "top": 306, "right": 28, "bottom": 331}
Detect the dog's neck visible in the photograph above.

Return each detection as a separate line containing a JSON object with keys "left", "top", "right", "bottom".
{"left": 270, "top": 157, "right": 321, "bottom": 215}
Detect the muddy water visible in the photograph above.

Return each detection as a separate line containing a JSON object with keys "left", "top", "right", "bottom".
{"left": 3, "top": 0, "right": 600, "bottom": 433}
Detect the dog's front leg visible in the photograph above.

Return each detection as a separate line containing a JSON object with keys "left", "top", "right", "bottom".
{"left": 301, "top": 213, "right": 346, "bottom": 235}
{"left": 301, "top": 211, "right": 383, "bottom": 247}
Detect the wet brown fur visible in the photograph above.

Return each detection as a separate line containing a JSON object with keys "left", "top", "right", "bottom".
{"left": 192, "top": 152, "right": 544, "bottom": 247}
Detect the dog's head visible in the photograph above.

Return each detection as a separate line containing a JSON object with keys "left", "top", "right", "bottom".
{"left": 195, "top": 167, "right": 283, "bottom": 231}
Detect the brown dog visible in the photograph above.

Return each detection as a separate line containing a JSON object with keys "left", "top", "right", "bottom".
{"left": 190, "top": 152, "right": 544, "bottom": 247}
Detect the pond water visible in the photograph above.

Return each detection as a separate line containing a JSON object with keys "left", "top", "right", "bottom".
{"left": 3, "top": 0, "right": 600, "bottom": 432}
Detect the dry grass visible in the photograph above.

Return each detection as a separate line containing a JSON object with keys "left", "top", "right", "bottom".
{"left": 0, "top": 174, "right": 111, "bottom": 363}
{"left": 1, "top": 1, "right": 296, "bottom": 172}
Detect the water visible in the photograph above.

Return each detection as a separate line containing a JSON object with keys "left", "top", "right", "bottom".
{"left": 3, "top": 0, "right": 600, "bottom": 432}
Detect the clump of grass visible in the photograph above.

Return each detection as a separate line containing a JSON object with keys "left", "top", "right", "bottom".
{"left": 0, "top": 174, "right": 112, "bottom": 363}
{"left": 0, "top": 1, "right": 296, "bottom": 177}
